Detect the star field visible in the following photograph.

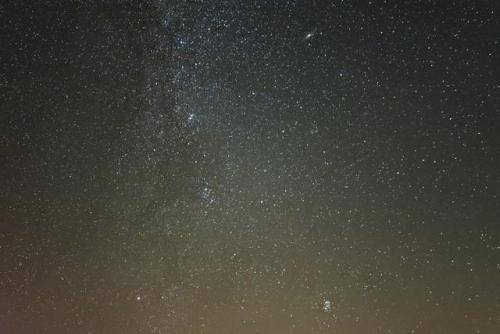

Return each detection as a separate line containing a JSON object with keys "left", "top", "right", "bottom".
{"left": 1, "top": 1, "right": 500, "bottom": 333}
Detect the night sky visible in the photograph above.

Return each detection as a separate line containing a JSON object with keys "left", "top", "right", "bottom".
{"left": 1, "top": 1, "right": 500, "bottom": 333}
